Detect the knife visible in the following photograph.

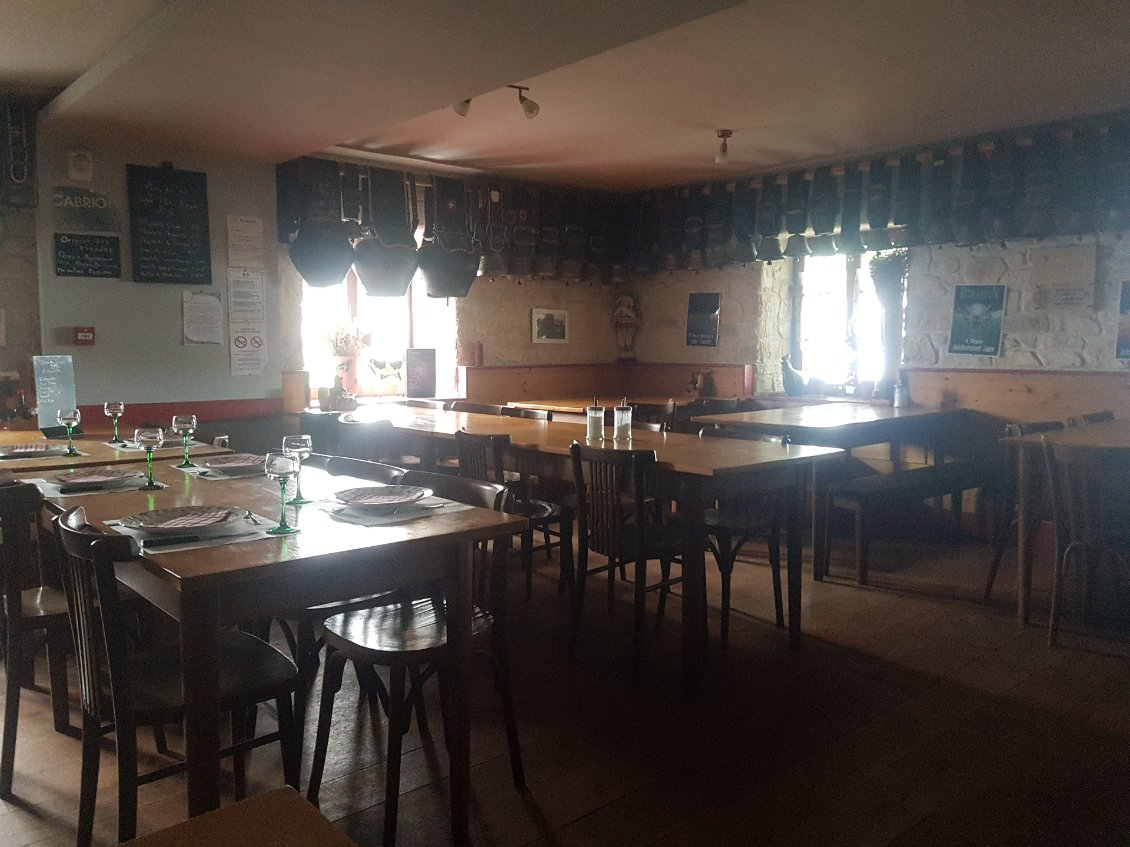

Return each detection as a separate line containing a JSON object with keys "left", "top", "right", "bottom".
{"left": 58, "top": 483, "right": 111, "bottom": 494}
{"left": 140, "top": 530, "right": 261, "bottom": 549}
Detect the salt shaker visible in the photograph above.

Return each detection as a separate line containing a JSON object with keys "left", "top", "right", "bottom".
{"left": 586, "top": 396, "right": 604, "bottom": 441}
{"left": 613, "top": 398, "right": 632, "bottom": 441}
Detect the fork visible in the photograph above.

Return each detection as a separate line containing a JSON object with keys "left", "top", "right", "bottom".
{"left": 244, "top": 510, "right": 263, "bottom": 525}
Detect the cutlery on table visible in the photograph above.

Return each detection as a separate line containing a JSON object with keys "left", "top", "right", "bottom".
{"left": 140, "top": 530, "right": 261, "bottom": 549}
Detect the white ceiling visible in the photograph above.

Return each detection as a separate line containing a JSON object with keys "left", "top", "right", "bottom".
{"left": 5, "top": 0, "right": 1130, "bottom": 191}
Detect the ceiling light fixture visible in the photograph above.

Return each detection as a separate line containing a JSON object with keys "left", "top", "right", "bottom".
{"left": 507, "top": 85, "right": 540, "bottom": 119}
{"left": 452, "top": 98, "right": 472, "bottom": 117}
{"left": 715, "top": 129, "right": 733, "bottom": 164}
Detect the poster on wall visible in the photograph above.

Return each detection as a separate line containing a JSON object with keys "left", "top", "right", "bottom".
{"left": 948, "top": 284, "right": 1006, "bottom": 356}
{"left": 686, "top": 292, "right": 720, "bottom": 347}
{"left": 1116, "top": 281, "right": 1130, "bottom": 360}
{"left": 1030, "top": 244, "right": 1096, "bottom": 311}
{"left": 228, "top": 268, "right": 267, "bottom": 375}
{"left": 532, "top": 308, "right": 569, "bottom": 343}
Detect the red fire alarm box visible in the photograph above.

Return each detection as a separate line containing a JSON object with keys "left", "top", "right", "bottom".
{"left": 72, "top": 326, "right": 96, "bottom": 345}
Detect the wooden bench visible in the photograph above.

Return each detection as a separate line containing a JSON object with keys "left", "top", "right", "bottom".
{"left": 824, "top": 459, "right": 998, "bottom": 584}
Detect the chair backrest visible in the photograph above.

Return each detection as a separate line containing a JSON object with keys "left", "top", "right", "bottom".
{"left": 734, "top": 397, "right": 766, "bottom": 413}
{"left": 446, "top": 400, "right": 505, "bottom": 416}
{"left": 399, "top": 399, "right": 447, "bottom": 410}
{"left": 304, "top": 452, "right": 333, "bottom": 470}
{"left": 325, "top": 456, "right": 406, "bottom": 483}
{"left": 335, "top": 416, "right": 395, "bottom": 462}
{"left": 0, "top": 479, "right": 45, "bottom": 628}
{"left": 698, "top": 424, "right": 787, "bottom": 445}
{"left": 1041, "top": 436, "right": 1130, "bottom": 560}
{"left": 399, "top": 469, "right": 510, "bottom": 511}
{"left": 569, "top": 442, "right": 656, "bottom": 560}
{"left": 501, "top": 406, "right": 552, "bottom": 421}
{"left": 454, "top": 429, "right": 511, "bottom": 486}
{"left": 1066, "top": 410, "right": 1115, "bottom": 428}
{"left": 53, "top": 507, "right": 138, "bottom": 723}
{"left": 630, "top": 400, "right": 677, "bottom": 432}
{"left": 630, "top": 420, "right": 665, "bottom": 432}
{"left": 1003, "top": 419, "right": 1066, "bottom": 437}
{"left": 695, "top": 397, "right": 740, "bottom": 416}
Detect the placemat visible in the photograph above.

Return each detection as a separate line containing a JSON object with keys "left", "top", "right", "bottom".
{"left": 324, "top": 496, "right": 473, "bottom": 527}
{"left": 105, "top": 511, "right": 276, "bottom": 553}
{"left": 28, "top": 477, "right": 168, "bottom": 497}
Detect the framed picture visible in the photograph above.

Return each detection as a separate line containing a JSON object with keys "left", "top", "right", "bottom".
{"left": 532, "top": 308, "right": 569, "bottom": 344}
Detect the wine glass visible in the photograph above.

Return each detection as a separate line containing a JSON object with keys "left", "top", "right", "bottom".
{"left": 57, "top": 408, "right": 81, "bottom": 456}
{"left": 171, "top": 415, "right": 198, "bottom": 468}
{"left": 264, "top": 452, "right": 299, "bottom": 535}
{"left": 134, "top": 427, "right": 164, "bottom": 490}
{"left": 282, "top": 434, "right": 313, "bottom": 505}
{"left": 104, "top": 401, "right": 125, "bottom": 444}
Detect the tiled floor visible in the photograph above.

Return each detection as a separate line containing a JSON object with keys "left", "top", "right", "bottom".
{"left": 4, "top": 524, "right": 1130, "bottom": 846}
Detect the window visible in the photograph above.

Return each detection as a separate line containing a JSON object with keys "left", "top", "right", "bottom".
{"left": 797, "top": 253, "right": 884, "bottom": 389}
{"left": 301, "top": 266, "right": 458, "bottom": 398}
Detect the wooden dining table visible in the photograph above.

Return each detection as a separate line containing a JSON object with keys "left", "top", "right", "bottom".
{"left": 0, "top": 429, "right": 230, "bottom": 472}
{"left": 691, "top": 403, "right": 960, "bottom": 578}
{"left": 341, "top": 405, "right": 843, "bottom": 674}
{"left": 24, "top": 460, "right": 525, "bottom": 844}
{"left": 1000, "top": 419, "right": 1130, "bottom": 625}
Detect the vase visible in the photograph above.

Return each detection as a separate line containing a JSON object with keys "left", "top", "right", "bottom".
{"left": 335, "top": 356, "right": 359, "bottom": 395}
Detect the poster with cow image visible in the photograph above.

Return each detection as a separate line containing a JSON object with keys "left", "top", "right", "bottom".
{"left": 948, "top": 284, "right": 1006, "bottom": 356}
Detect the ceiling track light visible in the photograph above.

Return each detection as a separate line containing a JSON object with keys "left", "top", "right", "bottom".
{"left": 452, "top": 98, "right": 472, "bottom": 117}
{"left": 715, "top": 129, "right": 733, "bottom": 164}
{"left": 507, "top": 84, "right": 540, "bottom": 119}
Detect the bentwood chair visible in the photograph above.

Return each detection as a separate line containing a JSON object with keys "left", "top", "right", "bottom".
{"left": 569, "top": 443, "right": 686, "bottom": 679}
{"left": 54, "top": 507, "right": 301, "bottom": 847}
{"left": 501, "top": 407, "right": 552, "bottom": 421}
{"left": 454, "top": 430, "right": 575, "bottom": 598}
{"left": 1042, "top": 437, "right": 1130, "bottom": 646}
{"left": 698, "top": 426, "right": 784, "bottom": 646}
{"left": 446, "top": 400, "right": 506, "bottom": 416}
{"left": 306, "top": 472, "right": 524, "bottom": 847}
{"left": 629, "top": 399, "right": 678, "bottom": 432}
{"left": 1, "top": 479, "right": 73, "bottom": 799}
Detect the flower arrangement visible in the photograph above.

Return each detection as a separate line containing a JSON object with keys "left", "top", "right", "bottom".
{"left": 326, "top": 324, "right": 372, "bottom": 357}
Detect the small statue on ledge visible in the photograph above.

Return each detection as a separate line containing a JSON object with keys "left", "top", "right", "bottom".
{"left": 613, "top": 293, "right": 641, "bottom": 360}
{"left": 781, "top": 354, "right": 807, "bottom": 397}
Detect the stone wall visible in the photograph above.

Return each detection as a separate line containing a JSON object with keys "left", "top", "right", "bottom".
{"left": 903, "top": 232, "right": 1130, "bottom": 371}
{"left": 0, "top": 206, "right": 41, "bottom": 376}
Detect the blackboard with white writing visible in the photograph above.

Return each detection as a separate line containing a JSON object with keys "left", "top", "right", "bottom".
{"left": 32, "top": 355, "right": 77, "bottom": 431}
{"left": 54, "top": 232, "right": 121, "bottom": 278}
{"left": 405, "top": 348, "right": 437, "bottom": 398}
{"left": 126, "top": 163, "right": 212, "bottom": 284}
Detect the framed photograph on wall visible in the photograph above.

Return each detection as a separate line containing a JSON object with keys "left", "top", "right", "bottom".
{"left": 532, "top": 308, "right": 569, "bottom": 344}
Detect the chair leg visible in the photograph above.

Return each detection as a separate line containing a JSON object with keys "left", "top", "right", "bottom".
{"left": 487, "top": 642, "right": 526, "bottom": 789}
{"left": 0, "top": 628, "right": 21, "bottom": 798}
{"left": 407, "top": 664, "right": 430, "bottom": 738}
{"left": 276, "top": 693, "right": 301, "bottom": 790}
{"left": 383, "top": 665, "right": 407, "bottom": 847}
{"left": 521, "top": 526, "right": 534, "bottom": 601}
{"left": 632, "top": 559, "right": 647, "bottom": 684}
{"left": 307, "top": 649, "right": 347, "bottom": 805}
{"left": 1049, "top": 542, "right": 1083, "bottom": 648}
{"left": 854, "top": 506, "right": 870, "bottom": 585}
{"left": 45, "top": 624, "right": 72, "bottom": 735}
{"left": 607, "top": 555, "right": 617, "bottom": 613}
{"left": 768, "top": 515, "right": 784, "bottom": 629}
{"left": 655, "top": 558, "right": 672, "bottom": 630}
{"left": 294, "top": 620, "right": 321, "bottom": 730}
{"left": 77, "top": 712, "right": 101, "bottom": 847}
{"left": 714, "top": 533, "right": 734, "bottom": 649}
{"left": 116, "top": 719, "right": 140, "bottom": 843}
{"left": 231, "top": 709, "right": 248, "bottom": 801}
{"left": 558, "top": 512, "right": 575, "bottom": 600}
{"left": 569, "top": 545, "right": 589, "bottom": 658}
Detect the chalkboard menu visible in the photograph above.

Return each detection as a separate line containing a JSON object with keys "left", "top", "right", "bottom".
{"left": 32, "top": 355, "right": 77, "bottom": 431}
{"left": 127, "top": 163, "right": 212, "bottom": 284}
{"left": 405, "top": 348, "right": 437, "bottom": 398}
{"left": 54, "top": 233, "right": 121, "bottom": 278}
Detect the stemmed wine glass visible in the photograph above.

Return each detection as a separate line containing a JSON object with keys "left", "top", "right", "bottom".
{"left": 104, "top": 401, "right": 125, "bottom": 444}
{"left": 171, "top": 415, "right": 198, "bottom": 469}
{"left": 57, "top": 409, "right": 81, "bottom": 456}
{"left": 282, "top": 434, "right": 313, "bottom": 505}
{"left": 134, "top": 427, "right": 164, "bottom": 490}
{"left": 264, "top": 452, "right": 299, "bottom": 535}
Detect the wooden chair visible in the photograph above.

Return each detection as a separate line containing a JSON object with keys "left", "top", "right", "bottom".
{"left": 1, "top": 480, "right": 74, "bottom": 799}
{"left": 454, "top": 430, "right": 574, "bottom": 598}
{"left": 445, "top": 400, "right": 506, "bottom": 415}
{"left": 629, "top": 399, "right": 677, "bottom": 432}
{"left": 569, "top": 443, "right": 686, "bottom": 679}
{"left": 502, "top": 406, "right": 552, "bottom": 421}
{"left": 698, "top": 427, "right": 783, "bottom": 646}
{"left": 53, "top": 507, "right": 301, "bottom": 847}
{"left": 1042, "top": 437, "right": 1130, "bottom": 646}
{"left": 276, "top": 455, "right": 408, "bottom": 724}
{"left": 398, "top": 398, "right": 446, "bottom": 410}
{"left": 306, "top": 473, "right": 524, "bottom": 847}
{"left": 338, "top": 415, "right": 431, "bottom": 469}
{"left": 1065, "top": 409, "right": 1115, "bottom": 427}
{"left": 679, "top": 397, "right": 739, "bottom": 432}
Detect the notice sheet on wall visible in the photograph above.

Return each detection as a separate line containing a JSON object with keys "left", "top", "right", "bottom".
{"left": 183, "top": 290, "right": 223, "bottom": 344}
{"left": 1030, "top": 244, "right": 1096, "bottom": 310}
{"left": 228, "top": 267, "right": 267, "bottom": 376}
{"left": 227, "top": 215, "right": 264, "bottom": 269}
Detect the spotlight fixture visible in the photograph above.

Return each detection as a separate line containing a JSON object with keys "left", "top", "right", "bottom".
{"left": 715, "top": 129, "right": 733, "bottom": 164}
{"left": 452, "top": 98, "right": 472, "bottom": 117}
{"left": 507, "top": 84, "right": 540, "bottom": 119}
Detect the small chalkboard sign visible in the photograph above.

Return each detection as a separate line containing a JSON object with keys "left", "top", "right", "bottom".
{"left": 33, "top": 355, "right": 77, "bottom": 431}
{"left": 54, "top": 233, "right": 121, "bottom": 278}
{"left": 405, "top": 348, "right": 437, "bottom": 398}
{"left": 127, "top": 163, "right": 212, "bottom": 284}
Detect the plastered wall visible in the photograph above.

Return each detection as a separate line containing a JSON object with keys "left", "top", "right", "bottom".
{"left": 0, "top": 207, "right": 41, "bottom": 374}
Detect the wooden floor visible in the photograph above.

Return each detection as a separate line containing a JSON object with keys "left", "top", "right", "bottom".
{"left": 4, "top": 522, "right": 1130, "bottom": 847}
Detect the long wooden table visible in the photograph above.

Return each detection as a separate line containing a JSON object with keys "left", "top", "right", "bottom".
{"left": 0, "top": 429, "right": 230, "bottom": 472}
{"left": 1001, "top": 419, "right": 1130, "bottom": 625}
{"left": 691, "top": 403, "right": 959, "bottom": 578}
{"left": 26, "top": 461, "right": 524, "bottom": 843}
{"left": 341, "top": 405, "right": 843, "bottom": 674}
